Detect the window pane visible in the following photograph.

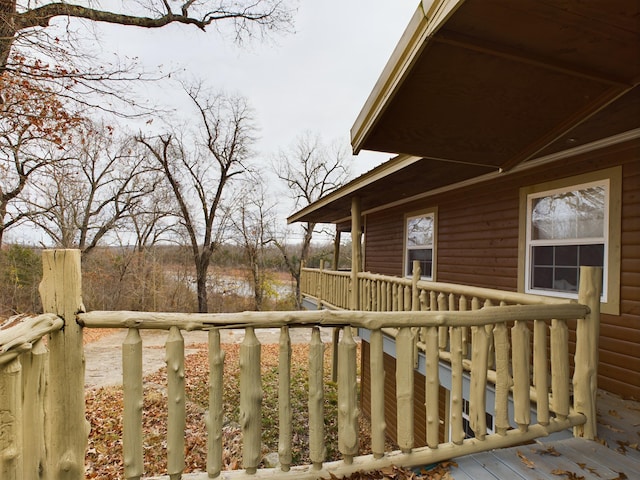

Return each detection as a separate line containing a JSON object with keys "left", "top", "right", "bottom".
{"left": 532, "top": 245, "right": 553, "bottom": 266}
{"left": 554, "top": 267, "right": 578, "bottom": 292}
{"left": 407, "top": 248, "right": 432, "bottom": 277}
{"left": 407, "top": 216, "right": 433, "bottom": 247}
{"left": 580, "top": 244, "right": 604, "bottom": 267}
{"left": 532, "top": 266, "right": 553, "bottom": 290}
{"left": 531, "top": 186, "right": 605, "bottom": 240}
{"left": 555, "top": 245, "right": 578, "bottom": 267}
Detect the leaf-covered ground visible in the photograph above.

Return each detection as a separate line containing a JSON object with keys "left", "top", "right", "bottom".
{"left": 85, "top": 342, "right": 454, "bottom": 479}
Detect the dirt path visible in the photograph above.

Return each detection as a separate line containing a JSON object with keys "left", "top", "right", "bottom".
{"left": 84, "top": 327, "right": 336, "bottom": 389}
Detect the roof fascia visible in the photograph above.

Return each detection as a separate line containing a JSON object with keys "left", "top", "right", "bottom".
{"left": 286, "top": 154, "right": 423, "bottom": 224}
{"left": 350, "top": 0, "right": 467, "bottom": 155}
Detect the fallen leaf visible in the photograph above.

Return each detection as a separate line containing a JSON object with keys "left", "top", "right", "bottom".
{"left": 551, "top": 469, "right": 586, "bottom": 480}
{"left": 517, "top": 450, "right": 535, "bottom": 469}
{"left": 535, "top": 446, "right": 561, "bottom": 456}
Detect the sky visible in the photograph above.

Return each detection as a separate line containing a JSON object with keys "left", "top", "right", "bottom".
{"left": 96, "top": 0, "right": 419, "bottom": 177}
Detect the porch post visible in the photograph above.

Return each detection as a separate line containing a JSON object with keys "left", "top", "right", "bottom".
{"left": 39, "top": 249, "right": 88, "bottom": 480}
{"left": 350, "top": 197, "right": 361, "bottom": 311}
{"left": 333, "top": 228, "right": 341, "bottom": 270}
{"left": 573, "top": 266, "right": 602, "bottom": 440}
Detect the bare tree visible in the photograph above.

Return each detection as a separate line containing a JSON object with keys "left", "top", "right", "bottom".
{"left": 273, "top": 132, "right": 351, "bottom": 308}
{"left": 229, "top": 180, "right": 277, "bottom": 310}
{"left": 29, "top": 121, "right": 154, "bottom": 254}
{"left": 1, "top": 1, "right": 294, "bottom": 118}
{"left": 2, "top": 1, "right": 294, "bottom": 71}
{"left": 138, "top": 85, "right": 257, "bottom": 313}
{"left": 0, "top": 73, "right": 80, "bottom": 247}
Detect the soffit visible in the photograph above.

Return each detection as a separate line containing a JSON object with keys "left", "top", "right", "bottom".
{"left": 352, "top": 0, "right": 640, "bottom": 170}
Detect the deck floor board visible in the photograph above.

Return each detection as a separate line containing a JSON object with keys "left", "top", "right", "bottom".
{"left": 450, "top": 438, "right": 636, "bottom": 480}
{"left": 454, "top": 452, "right": 525, "bottom": 479}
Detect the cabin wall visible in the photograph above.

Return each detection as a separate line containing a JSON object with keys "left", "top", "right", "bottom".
{"left": 363, "top": 141, "right": 640, "bottom": 400}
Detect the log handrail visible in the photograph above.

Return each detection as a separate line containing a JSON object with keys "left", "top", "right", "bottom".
{"left": 76, "top": 303, "right": 589, "bottom": 330}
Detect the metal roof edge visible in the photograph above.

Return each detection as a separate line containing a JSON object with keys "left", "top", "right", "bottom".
{"left": 286, "top": 154, "right": 423, "bottom": 224}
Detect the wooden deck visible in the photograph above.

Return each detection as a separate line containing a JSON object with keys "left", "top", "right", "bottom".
{"left": 448, "top": 390, "right": 640, "bottom": 479}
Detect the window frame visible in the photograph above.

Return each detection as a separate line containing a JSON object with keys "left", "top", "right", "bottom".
{"left": 518, "top": 167, "right": 621, "bottom": 315}
{"left": 404, "top": 208, "right": 437, "bottom": 280}
{"left": 525, "top": 179, "right": 609, "bottom": 300}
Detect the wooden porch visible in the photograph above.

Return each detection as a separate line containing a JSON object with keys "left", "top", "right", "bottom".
{"left": 447, "top": 389, "right": 640, "bottom": 479}
{"left": 1, "top": 250, "right": 634, "bottom": 479}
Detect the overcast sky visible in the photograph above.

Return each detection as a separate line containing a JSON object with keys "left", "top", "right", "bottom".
{"left": 99, "top": 1, "right": 419, "bottom": 177}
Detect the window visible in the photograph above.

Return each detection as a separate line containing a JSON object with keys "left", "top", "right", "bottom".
{"left": 461, "top": 399, "right": 494, "bottom": 439}
{"left": 405, "top": 210, "right": 436, "bottom": 279}
{"left": 519, "top": 167, "right": 621, "bottom": 314}
{"left": 526, "top": 181, "right": 608, "bottom": 298}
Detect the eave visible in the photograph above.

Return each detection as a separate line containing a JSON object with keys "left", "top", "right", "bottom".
{"left": 290, "top": 0, "right": 640, "bottom": 227}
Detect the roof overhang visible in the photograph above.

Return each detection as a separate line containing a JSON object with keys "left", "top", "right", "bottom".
{"left": 290, "top": 0, "right": 640, "bottom": 226}
{"left": 352, "top": 0, "right": 640, "bottom": 168}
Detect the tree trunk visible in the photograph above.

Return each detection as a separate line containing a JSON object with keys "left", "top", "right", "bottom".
{"left": 0, "top": 1, "right": 17, "bottom": 74}
{"left": 252, "top": 264, "right": 262, "bottom": 311}
{"left": 0, "top": 200, "right": 7, "bottom": 248}
{"left": 196, "top": 266, "right": 208, "bottom": 313}
{"left": 195, "top": 251, "right": 212, "bottom": 313}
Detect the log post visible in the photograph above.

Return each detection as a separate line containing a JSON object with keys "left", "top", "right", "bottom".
{"left": 511, "top": 321, "right": 531, "bottom": 432}
{"left": 309, "top": 328, "right": 325, "bottom": 469}
{"left": 123, "top": 328, "right": 143, "bottom": 480}
{"left": 278, "top": 327, "right": 292, "bottom": 472}
{"left": 396, "top": 327, "right": 414, "bottom": 452}
{"left": 208, "top": 329, "right": 225, "bottom": 478}
{"left": 39, "top": 249, "right": 88, "bottom": 480}
{"left": 240, "top": 327, "right": 262, "bottom": 474}
{"left": 318, "top": 259, "right": 324, "bottom": 309}
{"left": 338, "top": 327, "right": 359, "bottom": 464}
{"left": 449, "top": 326, "right": 464, "bottom": 445}
{"left": 20, "top": 338, "right": 48, "bottom": 479}
{"left": 0, "top": 357, "right": 22, "bottom": 480}
{"left": 425, "top": 325, "right": 439, "bottom": 448}
{"left": 369, "top": 329, "right": 386, "bottom": 458}
{"left": 166, "top": 326, "right": 185, "bottom": 480}
{"left": 350, "top": 196, "right": 361, "bottom": 311}
{"left": 493, "top": 323, "right": 512, "bottom": 436}
{"left": 573, "top": 266, "right": 602, "bottom": 440}
{"left": 470, "top": 324, "right": 489, "bottom": 440}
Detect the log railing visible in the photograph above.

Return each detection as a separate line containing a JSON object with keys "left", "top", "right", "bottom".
{"left": 0, "top": 250, "right": 601, "bottom": 480}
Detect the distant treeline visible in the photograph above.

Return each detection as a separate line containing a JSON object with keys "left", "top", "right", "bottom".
{"left": 0, "top": 242, "right": 351, "bottom": 317}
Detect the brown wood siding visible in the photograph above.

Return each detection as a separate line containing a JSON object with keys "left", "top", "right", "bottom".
{"left": 362, "top": 141, "right": 640, "bottom": 399}
{"left": 364, "top": 209, "right": 405, "bottom": 277}
{"left": 360, "top": 340, "right": 447, "bottom": 447}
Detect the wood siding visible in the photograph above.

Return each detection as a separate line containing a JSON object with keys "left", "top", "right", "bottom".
{"left": 363, "top": 141, "right": 640, "bottom": 399}
{"left": 361, "top": 340, "right": 447, "bottom": 447}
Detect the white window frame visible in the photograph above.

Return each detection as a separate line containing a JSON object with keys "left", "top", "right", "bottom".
{"left": 518, "top": 166, "right": 621, "bottom": 315}
{"left": 404, "top": 209, "right": 437, "bottom": 280}
{"left": 525, "top": 179, "right": 609, "bottom": 301}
